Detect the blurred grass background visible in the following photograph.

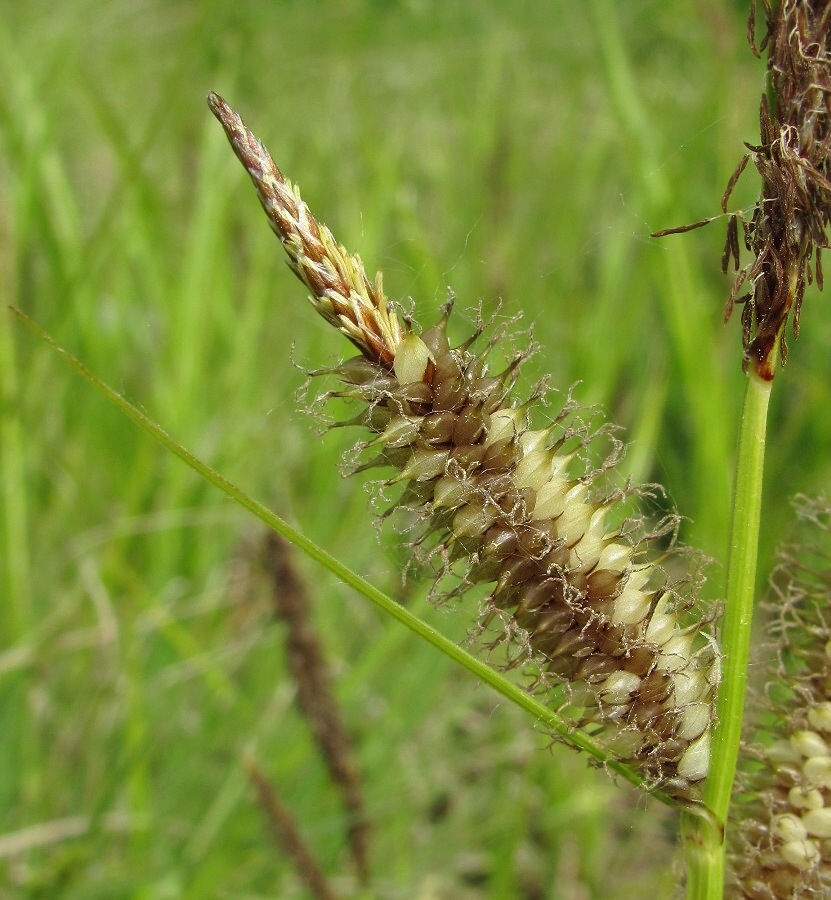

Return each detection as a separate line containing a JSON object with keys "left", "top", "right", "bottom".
{"left": 2, "top": 0, "right": 830, "bottom": 897}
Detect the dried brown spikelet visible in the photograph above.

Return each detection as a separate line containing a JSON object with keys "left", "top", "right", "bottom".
{"left": 208, "top": 93, "right": 720, "bottom": 797}
{"left": 263, "top": 532, "right": 370, "bottom": 884}
{"left": 728, "top": 497, "right": 831, "bottom": 898}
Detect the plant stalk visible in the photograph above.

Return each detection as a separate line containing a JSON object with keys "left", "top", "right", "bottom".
{"left": 684, "top": 366, "right": 773, "bottom": 897}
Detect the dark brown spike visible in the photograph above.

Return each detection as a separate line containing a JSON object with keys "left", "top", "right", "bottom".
{"left": 263, "top": 534, "right": 370, "bottom": 884}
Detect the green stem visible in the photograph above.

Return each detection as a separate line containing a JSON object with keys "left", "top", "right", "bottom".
{"left": 0, "top": 265, "right": 30, "bottom": 639}
{"left": 681, "top": 810, "right": 724, "bottom": 900}
{"left": 684, "top": 368, "right": 772, "bottom": 898}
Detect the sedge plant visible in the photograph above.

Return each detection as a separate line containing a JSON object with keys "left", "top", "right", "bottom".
{"left": 8, "top": 1, "right": 831, "bottom": 897}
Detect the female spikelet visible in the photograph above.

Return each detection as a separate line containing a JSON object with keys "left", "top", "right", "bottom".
{"left": 729, "top": 498, "right": 831, "bottom": 898}
{"left": 207, "top": 92, "right": 719, "bottom": 796}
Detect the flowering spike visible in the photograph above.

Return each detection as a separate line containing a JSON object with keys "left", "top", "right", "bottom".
{"left": 210, "top": 94, "right": 721, "bottom": 797}
{"left": 728, "top": 497, "right": 831, "bottom": 897}
{"left": 207, "top": 91, "right": 405, "bottom": 369}
{"left": 721, "top": 2, "right": 831, "bottom": 378}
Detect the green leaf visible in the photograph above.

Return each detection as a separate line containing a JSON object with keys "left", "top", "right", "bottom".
{"left": 10, "top": 304, "right": 703, "bottom": 817}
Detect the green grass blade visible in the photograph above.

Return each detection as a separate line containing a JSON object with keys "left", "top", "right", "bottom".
{"left": 0, "top": 287, "right": 30, "bottom": 639}
{"left": 10, "top": 304, "right": 705, "bottom": 816}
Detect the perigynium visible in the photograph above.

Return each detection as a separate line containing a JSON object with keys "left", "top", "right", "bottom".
{"left": 207, "top": 91, "right": 719, "bottom": 798}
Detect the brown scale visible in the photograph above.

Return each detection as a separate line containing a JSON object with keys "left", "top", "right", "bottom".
{"left": 587, "top": 568, "right": 623, "bottom": 598}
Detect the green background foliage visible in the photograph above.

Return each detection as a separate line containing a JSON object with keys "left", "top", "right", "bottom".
{"left": 2, "top": 1, "right": 829, "bottom": 896}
